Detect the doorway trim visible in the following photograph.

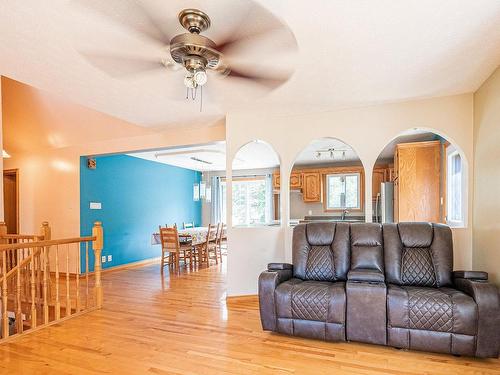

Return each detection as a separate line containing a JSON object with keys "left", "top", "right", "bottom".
{"left": 3, "top": 168, "right": 19, "bottom": 234}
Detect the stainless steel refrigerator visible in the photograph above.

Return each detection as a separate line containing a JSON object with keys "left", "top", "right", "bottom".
{"left": 375, "top": 182, "right": 394, "bottom": 223}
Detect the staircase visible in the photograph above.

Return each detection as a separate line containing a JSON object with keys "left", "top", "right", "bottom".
{"left": 0, "top": 221, "right": 104, "bottom": 341}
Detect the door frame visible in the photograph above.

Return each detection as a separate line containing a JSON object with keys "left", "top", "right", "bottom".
{"left": 3, "top": 169, "right": 19, "bottom": 234}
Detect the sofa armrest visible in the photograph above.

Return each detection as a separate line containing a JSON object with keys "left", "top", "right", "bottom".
{"left": 268, "top": 263, "right": 293, "bottom": 271}
{"left": 453, "top": 270, "right": 488, "bottom": 281}
{"left": 348, "top": 269, "right": 385, "bottom": 283}
{"left": 454, "top": 278, "right": 500, "bottom": 358}
{"left": 258, "top": 268, "right": 293, "bottom": 331}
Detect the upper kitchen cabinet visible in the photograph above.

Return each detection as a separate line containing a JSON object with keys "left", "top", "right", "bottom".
{"left": 302, "top": 172, "right": 321, "bottom": 202}
{"left": 290, "top": 172, "right": 302, "bottom": 189}
{"left": 272, "top": 171, "right": 302, "bottom": 189}
{"left": 395, "top": 140, "right": 441, "bottom": 222}
{"left": 372, "top": 167, "right": 390, "bottom": 200}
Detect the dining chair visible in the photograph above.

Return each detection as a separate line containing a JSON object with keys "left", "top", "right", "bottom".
{"left": 215, "top": 223, "right": 224, "bottom": 263}
{"left": 220, "top": 223, "right": 227, "bottom": 254}
{"left": 159, "top": 225, "right": 193, "bottom": 272}
{"left": 196, "top": 224, "right": 218, "bottom": 266}
{"left": 183, "top": 222, "right": 194, "bottom": 229}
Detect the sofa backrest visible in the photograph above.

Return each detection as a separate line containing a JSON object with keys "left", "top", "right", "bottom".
{"left": 350, "top": 223, "right": 384, "bottom": 272}
{"left": 382, "top": 222, "right": 453, "bottom": 287}
{"left": 292, "top": 222, "right": 350, "bottom": 281}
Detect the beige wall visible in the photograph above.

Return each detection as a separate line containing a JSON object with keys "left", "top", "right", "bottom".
{"left": 473, "top": 66, "right": 500, "bottom": 285}
{"left": 226, "top": 94, "right": 474, "bottom": 296}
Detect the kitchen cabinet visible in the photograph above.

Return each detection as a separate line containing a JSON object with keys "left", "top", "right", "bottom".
{"left": 394, "top": 141, "right": 441, "bottom": 222}
{"left": 273, "top": 172, "right": 302, "bottom": 190}
{"left": 290, "top": 172, "right": 302, "bottom": 189}
{"left": 273, "top": 173, "right": 280, "bottom": 189}
{"left": 302, "top": 172, "right": 321, "bottom": 202}
{"left": 372, "top": 168, "right": 387, "bottom": 200}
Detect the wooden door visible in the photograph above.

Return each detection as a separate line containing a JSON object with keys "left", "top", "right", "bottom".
{"left": 302, "top": 172, "right": 321, "bottom": 202}
{"left": 3, "top": 170, "right": 18, "bottom": 234}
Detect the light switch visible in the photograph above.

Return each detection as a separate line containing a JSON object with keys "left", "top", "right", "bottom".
{"left": 90, "top": 202, "right": 102, "bottom": 210}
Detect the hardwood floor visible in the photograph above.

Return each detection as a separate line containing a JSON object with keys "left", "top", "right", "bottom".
{"left": 0, "top": 260, "right": 499, "bottom": 374}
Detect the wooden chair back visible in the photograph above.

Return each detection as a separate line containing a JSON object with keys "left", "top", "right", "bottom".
{"left": 216, "top": 223, "right": 224, "bottom": 246}
{"left": 183, "top": 222, "right": 194, "bottom": 229}
{"left": 203, "top": 224, "right": 218, "bottom": 247}
{"left": 165, "top": 223, "right": 177, "bottom": 229}
{"left": 159, "top": 226, "right": 179, "bottom": 254}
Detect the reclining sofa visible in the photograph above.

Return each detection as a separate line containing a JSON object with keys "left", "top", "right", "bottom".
{"left": 258, "top": 222, "right": 500, "bottom": 358}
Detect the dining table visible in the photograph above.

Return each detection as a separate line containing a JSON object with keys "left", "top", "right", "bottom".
{"left": 152, "top": 226, "right": 210, "bottom": 246}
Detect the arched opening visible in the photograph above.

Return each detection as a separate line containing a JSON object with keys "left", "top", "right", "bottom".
{"left": 372, "top": 128, "right": 467, "bottom": 227}
{"left": 230, "top": 140, "right": 281, "bottom": 227}
{"left": 288, "top": 138, "right": 364, "bottom": 225}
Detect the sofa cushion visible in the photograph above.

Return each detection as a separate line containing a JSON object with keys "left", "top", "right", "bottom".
{"left": 293, "top": 223, "right": 350, "bottom": 281}
{"left": 383, "top": 223, "right": 453, "bottom": 287}
{"left": 350, "top": 223, "right": 384, "bottom": 272}
{"left": 387, "top": 284, "right": 477, "bottom": 335}
{"left": 275, "top": 279, "right": 345, "bottom": 324}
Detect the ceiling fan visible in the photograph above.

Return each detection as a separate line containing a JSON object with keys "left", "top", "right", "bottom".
{"left": 77, "top": 1, "right": 297, "bottom": 108}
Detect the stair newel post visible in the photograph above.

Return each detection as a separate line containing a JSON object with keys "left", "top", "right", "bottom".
{"left": 40, "top": 222, "right": 51, "bottom": 241}
{"left": 40, "top": 222, "right": 51, "bottom": 324}
{"left": 92, "top": 222, "right": 103, "bottom": 309}
{"left": 0, "top": 222, "right": 7, "bottom": 243}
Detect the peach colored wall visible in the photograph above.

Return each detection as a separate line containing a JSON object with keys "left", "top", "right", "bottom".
{"left": 226, "top": 94, "right": 474, "bottom": 296}
{"left": 0, "top": 77, "right": 4, "bottom": 221}
{"left": 1, "top": 78, "right": 225, "bottom": 270}
{"left": 473, "top": 66, "right": 500, "bottom": 285}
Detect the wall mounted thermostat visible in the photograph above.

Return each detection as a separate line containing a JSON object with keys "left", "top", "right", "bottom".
{"left": 90, "top": 202, "right": 102, "bottom": 210}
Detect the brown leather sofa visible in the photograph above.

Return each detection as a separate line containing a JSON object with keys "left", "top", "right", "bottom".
{"left": 258, "top": 222, "right": 500, "bottom": 358}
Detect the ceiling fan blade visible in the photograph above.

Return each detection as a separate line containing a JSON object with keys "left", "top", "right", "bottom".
{"left": 222, "top": 67, "right": 292, "bottom": 90}
{"left": 81, "top": 52, "right": 168, "bottom": 78}
{"left": 73, "top": 0, "right": 174, "bottom": 46}
{"left": 215, "top": 3, "right": 297, "bottom": 55}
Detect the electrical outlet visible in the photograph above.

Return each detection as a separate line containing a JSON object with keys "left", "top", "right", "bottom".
{"left": 101, "top": 255, "right": 106, "bottom": 263}
{"left": 107, "top": 255, "right": 112, "bottom": 262}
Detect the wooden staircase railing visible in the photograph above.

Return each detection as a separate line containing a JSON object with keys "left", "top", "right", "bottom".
{"left": 0, "top": 221, "right": 103, "bottom": 341}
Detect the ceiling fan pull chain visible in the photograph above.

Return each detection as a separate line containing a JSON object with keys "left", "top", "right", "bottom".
{"left": 186, "top": 87, "right": 189, "bottom": 100}
{"left": 200, "top": 85, "right": 203, "bottom": 112}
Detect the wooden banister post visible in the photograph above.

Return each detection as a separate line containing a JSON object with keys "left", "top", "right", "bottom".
{"left": 0, "top": 222, "right": 7, "bottom": 244}
{"left": 92, "top": 221, "right": 103, "bottom": 309}
{"left": 40, "top": 221, "right": 51, "bottom": 241}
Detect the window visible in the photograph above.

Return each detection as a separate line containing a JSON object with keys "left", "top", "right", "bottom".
{"left": 326, "top": 173, "right": 360, "bottom": 210}
{"left": 231, "top": 177, "right": 267, "bottom": 226}
{"left": 220, "top": 180, "right": 227, "bottom": 224}
{"left": 447, "top": 147, "right": 464, "bottom": 227}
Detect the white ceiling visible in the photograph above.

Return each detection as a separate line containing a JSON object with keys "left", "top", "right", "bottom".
{"left": 293, "top": 138, "right": 360, "bottom": 166}
{"left": 376, "top": 129, "right": 441, "bottom": 163}
{"left": 130, "top": 143, "right": 227, "bottom": 171}
{"left": 129, "top": 140, "right": 281, "bottom": 171}
{"left": 130, "top": 138, "right": 359, "bottom": 171}
{"left": 0, "top": 1, "right": 499, "bottom": 129}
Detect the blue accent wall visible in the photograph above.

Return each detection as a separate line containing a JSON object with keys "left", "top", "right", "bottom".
{"left": 80, "top": 154, "right": 201, "bottom": 271}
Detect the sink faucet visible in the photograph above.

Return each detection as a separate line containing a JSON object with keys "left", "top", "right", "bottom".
{"left": 341, "top": 209, "right": 349, "bottom": 220}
